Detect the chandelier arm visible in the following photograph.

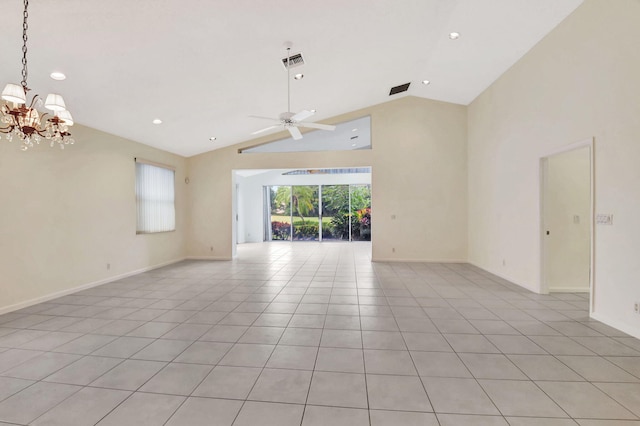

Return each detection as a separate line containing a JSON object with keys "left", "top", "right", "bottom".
{"left": 27, "top": 94, "right": 38, "bottom": 109}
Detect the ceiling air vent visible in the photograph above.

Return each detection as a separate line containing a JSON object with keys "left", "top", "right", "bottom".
{"left": 281, "top": 52, "right": 305, "bottom": 69}
{"left": 389, "top": 82, "right": 411, "bottom": 96}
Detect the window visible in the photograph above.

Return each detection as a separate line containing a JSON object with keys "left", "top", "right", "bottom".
{"left": 135, "top": 159, "right": 175, "bottom": 233}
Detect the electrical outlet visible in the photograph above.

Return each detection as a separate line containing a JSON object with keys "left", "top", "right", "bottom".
{"left": 107, "top": 263, "right": 111, "bottom": 270}
{"left": 634, "top": 302, "right": 640, "bottom": 314}
{"left": 502, "top": 259, "right": 506, "bottom": 266}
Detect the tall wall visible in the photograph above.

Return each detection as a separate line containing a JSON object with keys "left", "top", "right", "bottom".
{"left": 188, "top": 96, "right": 468, "bottom": 262}
{"left": 468, "top": 0, "right": 640, "bottom": 336}
{"left": 0, "top": 124, "right": 188, "bottom": 313}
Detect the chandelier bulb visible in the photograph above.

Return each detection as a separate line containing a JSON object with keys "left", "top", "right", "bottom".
{"left": 1, "top": 84, "right": 26, "bottom": 104}
{"left": 44, "top": 94, "right": 67, "bottom": 112}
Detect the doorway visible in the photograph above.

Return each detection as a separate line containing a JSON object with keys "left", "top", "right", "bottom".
{"left": 541, "top": 144, "right": 593, "bottom": 294}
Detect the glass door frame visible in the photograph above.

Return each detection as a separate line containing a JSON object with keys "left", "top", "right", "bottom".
{"left": 265, "top": 183, "right": 370, "bottom": 242}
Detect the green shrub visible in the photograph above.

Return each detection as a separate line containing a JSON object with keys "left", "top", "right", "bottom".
{"left": 292, "top": 221, "right": 319, "bottom": 240}
{"left": 322, "top": 222, "right": 335, "bottom": 239}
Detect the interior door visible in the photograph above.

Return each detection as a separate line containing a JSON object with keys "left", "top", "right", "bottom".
{"left": 543, "top": 147, "right": 591, "bottom": 292}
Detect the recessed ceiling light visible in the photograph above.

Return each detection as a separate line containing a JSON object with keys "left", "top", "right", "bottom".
{"left": 152, "top": 119, "right": 162, "bottom": 125}
{"left": 50, "top": 72, "right": 66, "bottom": 81}
{"left": 294, "top": 73, "right": 304, "bottom": 80}
{"left": 422, "top": 80, "right": 431, "bottom": 85}
{"left": 351, "top": 143, "right": 357, "bottom": 147}
{"left": 352, "top": 128, "right": 358, "bottom": 132}
{"left": 209, "top": 136, "right": 217, "bottom": 141}
{"left": 449, "top": 32, "right": 460, "bottom": 40}
{"left": 310, "top": 109, "right": 316, "bottom": 113}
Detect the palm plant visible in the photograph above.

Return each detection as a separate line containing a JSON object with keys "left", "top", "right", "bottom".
{"left": 292, "top": 186, "right": 317, "bottom": 224}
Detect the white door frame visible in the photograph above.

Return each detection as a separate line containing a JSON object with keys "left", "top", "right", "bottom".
{"left": 539, "top": 138, "right": 595, "bottom": 313}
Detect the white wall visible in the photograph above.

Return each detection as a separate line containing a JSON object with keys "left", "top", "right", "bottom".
{"left": 0, "top": 124, "right": 188, "bottom": 313}
{"left": 468, "top": 0, "right": 640, "bottom": 337}
{"left": 235, "top": 175, "right": 263, "bottom": 244}
{"left": 543, "top": 147, "right": 591, "bottom": 293}
{"left": 188, "top": 96, "right": 468, "bottom": 263}
{"left": 235, "top": 170, "right": 372, "bottom": 244}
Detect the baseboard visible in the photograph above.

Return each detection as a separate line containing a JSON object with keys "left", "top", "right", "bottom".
{"left": 0, "top": 257, "right": 186, "bottom": 316}
{"left": 372, "top": 258, "right": 467, "bottom": 263}
{"left": 468, "top": 261, "right": 540, "bottom": 294}
{"left": 590, "top": 312, "right": 640, "bottom": 340}
{"left": 549, "top": 287, "right": 590, "bottom": 293}
{"left": 186, "top": 256, "right": 232, "bottom": 261}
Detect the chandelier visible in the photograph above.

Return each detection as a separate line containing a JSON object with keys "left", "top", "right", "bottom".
{"left": 1, "top": 0, "right": 74, "bottom": 151}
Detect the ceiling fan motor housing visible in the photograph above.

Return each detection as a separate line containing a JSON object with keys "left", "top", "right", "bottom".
{"left": 279, "top": 112, "right": 295, "bottom": 122}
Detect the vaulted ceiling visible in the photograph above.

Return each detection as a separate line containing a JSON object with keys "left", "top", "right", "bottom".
{"left": 0, "top": 0, "right": 583, "bottom": 156}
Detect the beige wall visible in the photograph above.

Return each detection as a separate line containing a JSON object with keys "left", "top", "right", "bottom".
{"left": 468, "top": 0, "right": 640, "bottom": 336}
{"left": 0, "top": 124, "right": 188, "bottom": 313}
{"left": 187, "top": 96, "right": 468, "bottom": 263}
{"left": 543, "top": 147, "right": 591, "bottom": 293}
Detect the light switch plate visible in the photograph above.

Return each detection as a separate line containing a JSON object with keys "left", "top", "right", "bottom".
{"left": 596, "top": 214, "right": 613, "bottom": 225}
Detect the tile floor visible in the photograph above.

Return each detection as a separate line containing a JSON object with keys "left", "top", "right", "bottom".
{"left": 0, "top": 242, "right": 639, "bottom": 425}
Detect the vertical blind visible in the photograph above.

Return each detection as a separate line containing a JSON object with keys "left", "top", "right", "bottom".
{"left": 135, "top": 161, "right": 175, "bottom": 233}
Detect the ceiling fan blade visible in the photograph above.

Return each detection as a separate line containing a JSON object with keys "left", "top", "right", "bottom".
{"left": 296, "top": 122, "right": 336, "bottom": 131}
{"left": 251, "top": 125, "right": 281, "bottom": 135}
{"left": 249, "top": 115, "right": 280, "bottom": 122}
{"left": 291, "top": 109, "right": 315, "bottom": 122}
{"left": 288, "top": 126, "right": 303, "bottom": 140}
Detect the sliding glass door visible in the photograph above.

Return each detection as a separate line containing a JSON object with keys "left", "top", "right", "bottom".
{"left": 269, "top": 186, "right": 291, "bottom": 241}
{"left": 350, "top": 184, "right": 372, "bottom": 241}
{"left": 292, "top": 186, "right": 319, "bottom": 241}
{"left": 266, "top": 184, "right": 371, "bottom": 242}
{"left": 321, "top": 185, "right": 350, "bottom": 241}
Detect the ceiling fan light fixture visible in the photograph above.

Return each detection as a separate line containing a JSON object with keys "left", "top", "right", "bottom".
{"left": 1, "top": 83, "right": 26, "bottom": 104}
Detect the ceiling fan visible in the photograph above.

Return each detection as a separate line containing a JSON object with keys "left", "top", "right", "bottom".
{"left": 250, "top": 44, "right": 336, "bottom": 140}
